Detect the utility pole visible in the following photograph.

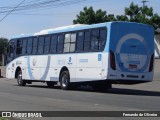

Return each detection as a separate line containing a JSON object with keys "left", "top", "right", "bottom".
{"left": 142, "top": 0, "right": 149, "bottom": 7}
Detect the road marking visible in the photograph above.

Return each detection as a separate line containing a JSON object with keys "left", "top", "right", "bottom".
{"left": 43, "top": 97, "right": 69, "bottom": 102}
{"left": 0, "top": 91, "right": 69, "bottom": 103}
{"left": 0, "top": 92, "right": 10, "bottom": 95}
{"left": 94, "top": 104, "right": 99, "bottom": 106}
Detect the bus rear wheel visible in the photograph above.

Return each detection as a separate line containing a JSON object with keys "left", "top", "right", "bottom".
{"left": 17, "top": 71, "right": 26, "bottom": 86}
{"left": 60, "top": 71, "right": 71, "bottom": 90}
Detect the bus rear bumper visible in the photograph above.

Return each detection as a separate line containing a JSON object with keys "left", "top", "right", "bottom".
{"left": 106, "top": 71, "right": 153, "bottom": 84}
{"left": 104, "top": 79, "right": 151, "bottom": 84}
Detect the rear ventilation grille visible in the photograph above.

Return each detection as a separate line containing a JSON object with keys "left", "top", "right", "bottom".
{"left": 127, "top": 75, "right": 138, "bottom": 78}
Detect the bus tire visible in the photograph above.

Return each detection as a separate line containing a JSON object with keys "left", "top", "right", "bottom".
{"left": 46, "top": 81, "right": 56, "bottom": 88}
{"left": 60, "top": 71, "right": 70, "bottom": 90}
{"left": 17, "top": 71, "right": 26, "bottom": 86}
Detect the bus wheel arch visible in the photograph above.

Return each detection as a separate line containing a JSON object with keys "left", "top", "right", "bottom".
{"left": 15, "top": 67, "right": 21, "bottom": 79}
{"left": 59, "top": 66, "right": 71, "bottom": 90}
{"left": 15, "top": 67, "right": 26, "bottom": 86}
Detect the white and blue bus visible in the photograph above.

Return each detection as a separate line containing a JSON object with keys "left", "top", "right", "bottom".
{"left": 6, "top": 22, "right": 154, "bottom": 90}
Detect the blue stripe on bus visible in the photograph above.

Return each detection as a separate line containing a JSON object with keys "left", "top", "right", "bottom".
{"left": 27, "top": 56, "right": 34, "bottom": 80}
{"left": 27, "top": 56, "right": 51, "bottom": 80}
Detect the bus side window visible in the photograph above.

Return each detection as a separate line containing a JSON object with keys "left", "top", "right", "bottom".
{"left": 8, "top": 40, "right": 15, "bottom": 62}
{"left": 99, "top": 28, "right": 107, "bottom": 50}
{"left": 64, "top": 33, "right": 71, "bottom": 53}
{"left": 70, "top": 33, "right": 76, "bottom": 52}
{"left": 76, "top": 31, "right": 84, "bottom": 52}
{"left": 84, "top": 30, "right": 91, "bottom": 51}
{"left": 22, "top": 38, "right": 27, "bottom": 55}
{"left": 27, "top": 37, "right": 33, "bottom": 55}
{"left": 16, "top": 39, "right": 23, "bottom": 56}
{"left": 10, "top": 44, "right": 14, "bottom": 58}
{"left": 57, "top": 34, "right": 64, "bottom": 53}
{"left": 37, "top": 36, "right": 45, "bottom": 54}
{"left": 32, "top": 37, "right": 38, "bottom": 55}
{"left": 91, "top": 29, "right": 99, "bottom": 51}
{"left": 64, "top": 32, "right": 76, "bottom": 53}
{"left": 50, "top": 35, "right": 57, "bottom": 54}
{"left": 44, "top": 35, "right": 51, "bottom": 54}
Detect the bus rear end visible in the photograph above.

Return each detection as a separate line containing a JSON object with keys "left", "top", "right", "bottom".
{"left": 108, "top": 22, "right": 154, "bottom": 84}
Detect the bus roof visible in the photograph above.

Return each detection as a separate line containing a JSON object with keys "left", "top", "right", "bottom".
{"left": 10, "top": 21, "right": 152, "bottom": 39}
{"left": 10, "top": 22, "right": 107, "bottom": 39}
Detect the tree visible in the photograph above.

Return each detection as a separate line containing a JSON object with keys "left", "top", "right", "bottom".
{"left": 125, "top": 2, "right": 139, "bottom": 21}
{"left": 0, "top": 38, "right": 8, "bottom": 65}
{"left": 0, "top": 38, "right": 8, "bottom": 54}
{"left": 116, "top": 15, "right": 128, "bottom": 21}
{"left": 73, "top": 6, "right": 116, "bottom": 24}
{"left": 73, "top": 7, "right": 96, "bottom": 24}
{"left": 150, "top": 13, "right": 160, "bottom": 32}
{"left": 107, "top": 14, "right": 117, "bottom": 21}
{"left": 124, "top": 2, "right": 160, "bottom": 30}
{"left": 73, "top": 4, "right": 160, "bottom": 31}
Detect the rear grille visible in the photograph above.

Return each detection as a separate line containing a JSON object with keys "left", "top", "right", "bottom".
{"left": 127, "top": 75, "right": 138, "bottom": 78}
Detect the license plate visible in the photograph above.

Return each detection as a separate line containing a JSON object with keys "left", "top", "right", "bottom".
{"left": 129, "top": 64, "right": 137, "bottom": 69}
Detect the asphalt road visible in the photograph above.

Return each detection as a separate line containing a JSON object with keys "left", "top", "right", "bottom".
{"left": 0, "top": 59, "right": 160, "bottom": 120}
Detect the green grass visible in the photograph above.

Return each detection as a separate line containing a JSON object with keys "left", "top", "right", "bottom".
{"left": 0, "top": 118, "right": 9, "bottom": 120}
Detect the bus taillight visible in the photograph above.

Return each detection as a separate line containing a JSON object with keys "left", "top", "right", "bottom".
{"left": 110, "top": 50, "right": 116, "bottom": 70}
{"left": 149, "top": 54, "right": 154, "bottom": 72}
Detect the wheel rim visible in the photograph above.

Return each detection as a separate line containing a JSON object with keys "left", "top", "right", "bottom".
{"left": 61, "top": 74, "right": 68, "bottom": 87}
{"left": 17, "top": 73, "right": 22, "bottom": 84}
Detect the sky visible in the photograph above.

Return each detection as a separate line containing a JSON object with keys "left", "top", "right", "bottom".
{"left": 0, "top": 0, "right": 159, "bottom": 39}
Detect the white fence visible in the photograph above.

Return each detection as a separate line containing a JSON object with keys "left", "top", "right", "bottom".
{"left": 155, "top": 37, "right": 160, "bottom": 58}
